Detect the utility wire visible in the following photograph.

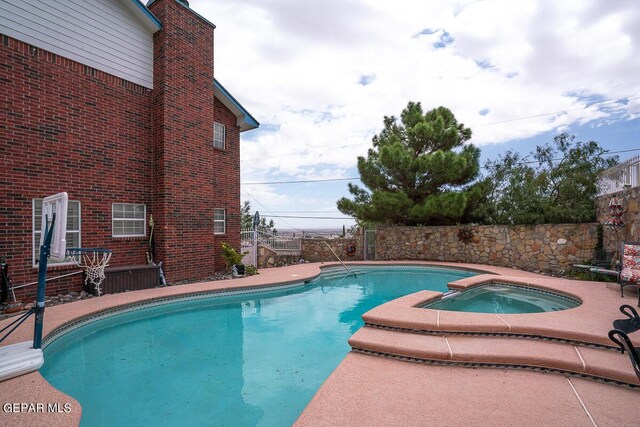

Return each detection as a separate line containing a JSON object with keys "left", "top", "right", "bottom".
{"left": 242, "top": 189, "right": 354, "bottom": 222}
{"left": 242, "top": 142, "right": 367, "bottom": 163}
{"left": 600, "top": 147, "right": 640, "bottom": 155}
{"left": 262, "top": 215, "right": 355, "bottom": 220}
{"left": 512, "top": 147, "right": 639, "bottom": 165}
{"left": 241, "top": 148, "right": 639, "bottom": 185}
{"left": 262, "top": 210, "right": 346, "bottom": 214}
{"left": 243, "top": 177, "right": 357, "bottom": 185}
{"left": 241, "top": 96, "right": 639, "bottom": 162}
{"left": 471, "top": 96, "right": 640, "bottom": 128}
{"left": 241, "top": 187, "right": 303, "bottom": 231}
{"left": 240, "top": 146, "right": 638, "bottom": 222}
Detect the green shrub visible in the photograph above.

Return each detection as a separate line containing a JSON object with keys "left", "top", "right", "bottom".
{"left": 221, "top": 243, "right": 248, "bottom": 269}
{"left": 245, "top": 265, "right": 258, "bottom": 276}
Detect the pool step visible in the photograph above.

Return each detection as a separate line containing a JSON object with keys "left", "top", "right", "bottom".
{"left": 349, "top": 326, "right": 640, "bottom": 387}
{"left": 361, "top": 292, "right": 622, "bottom": 349}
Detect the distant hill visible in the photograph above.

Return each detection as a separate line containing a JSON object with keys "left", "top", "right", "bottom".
{"left": 278, "top": 228, "right": 344, "bottom": 238}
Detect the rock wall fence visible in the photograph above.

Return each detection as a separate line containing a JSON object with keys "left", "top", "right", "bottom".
{"left": 254, "top": 224, "right": 600, "bottom": 273}
{"left": 376, "top": 223, "right": 598, "bottom": 271}
{"left": 373, "top": 224, "right": 598, "bottom": 272}
{"left": 256, "top": 246, "right": 301, "bottom": 269}
{"left": 255, "top": 236, "right": 364, "bottom": 268}
{"left": 300, "top": 237, "right": 363, "bottom": 262}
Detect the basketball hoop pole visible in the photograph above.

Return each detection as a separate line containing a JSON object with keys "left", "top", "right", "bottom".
{"left": 0, "top": 194, "right": 66, "bottom": 382}
{"left": 33, "top": 213, "right": 55, "bottom": 349}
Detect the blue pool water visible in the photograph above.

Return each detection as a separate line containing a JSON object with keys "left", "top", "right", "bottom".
{"left": 424, "top": 283, "right": 581, "bottom": 314}
{"left": 40, "top": 266, "right": 475, "bottom": 426}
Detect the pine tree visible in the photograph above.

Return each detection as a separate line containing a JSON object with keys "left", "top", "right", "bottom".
{"left": 337, "top": 102, "right": 480, "bottom": 225}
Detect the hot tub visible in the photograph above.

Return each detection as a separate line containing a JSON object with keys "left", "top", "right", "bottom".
{"left": 423, "top": 283, "right": 581, "bottom": 314}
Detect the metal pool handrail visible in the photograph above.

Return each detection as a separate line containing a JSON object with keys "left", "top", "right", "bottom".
{"left": 323, "top": 241, "right": 354, "bottom": 276}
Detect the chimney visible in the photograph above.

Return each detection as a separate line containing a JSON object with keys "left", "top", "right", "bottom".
{"left": 148, "top": 0, "right": 217, "bottom": 282}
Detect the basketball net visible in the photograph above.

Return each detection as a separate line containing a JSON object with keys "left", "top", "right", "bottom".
{"left": 67, "top": 249, "right": 112, "bottom": 297}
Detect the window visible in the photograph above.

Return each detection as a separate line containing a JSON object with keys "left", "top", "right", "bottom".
{"left": 214, "top": 209, "right": 226, "bottom": 235}
{"left": 214, "top": 122, "right": 225, "bottom": 149}
{"left": 112, "top": 203, "right": 146, "bottom": 237}
{"left": 33, "top": 199, "right": 81, "bottom": 266}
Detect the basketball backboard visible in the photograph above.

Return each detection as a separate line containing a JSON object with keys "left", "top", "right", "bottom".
{"left": 40, "top": 192, "right": 68, "bottom": 262}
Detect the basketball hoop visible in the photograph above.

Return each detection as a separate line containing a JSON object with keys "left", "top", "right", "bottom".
{"left": 1, "top": 192, "right": 68, "bottom": 380}
{"left": 66, "top": 248, "right": 112, "bottom": 296}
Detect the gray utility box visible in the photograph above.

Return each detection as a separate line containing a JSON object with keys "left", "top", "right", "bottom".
{"left": 89, "top": 264, "right": 161, "bottom": 295}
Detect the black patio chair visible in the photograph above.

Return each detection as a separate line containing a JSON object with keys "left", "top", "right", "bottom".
{"left": 608, "top": 329, "right": 640, "bottom": 380}
{"left": 613, "top": 305, "right": 640, "bottom": 335}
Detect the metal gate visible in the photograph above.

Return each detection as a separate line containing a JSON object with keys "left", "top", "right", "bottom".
{"left": 364, "top": 228, "right": 376, "bottom": 260}
{"left": 240, "top": 227, "right": 302, "bottom": 266}
{"left": 240, "top": 227, "right": 255, "bottom": 265}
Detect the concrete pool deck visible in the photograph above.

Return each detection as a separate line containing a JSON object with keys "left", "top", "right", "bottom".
{"left": 0, "top": 261, "right": 639, "bottom": 426}
{"left": 296, "top": 352, "right": 640, "bottom": 427}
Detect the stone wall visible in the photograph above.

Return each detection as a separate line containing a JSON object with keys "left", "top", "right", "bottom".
{"left": 254, "top": 236, "right": 364, "bottom": 269}
{"left": 256, "top": 246, "right": 302, "bottom": 269}
{"left": 301, "top": 237, "right": 363, "bottom": 262}
{"left": 374, "top": 223, "right": 598, "bottom": 272}
{"left": 596, "top": 187, "right": 640, "bottom": 255}
{"left": 255, "top": 223, "right": 599, "bottom": 273}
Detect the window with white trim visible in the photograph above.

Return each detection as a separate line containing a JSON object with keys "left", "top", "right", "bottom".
{"left": 33, "top": 199, "right": 81, "bottom": 266}
{"left": 213, "top": 122, "right": 225, "bottom": 149}
{"left": 112, "top": 203, "right": 146, "bottom": 237}
{"left": 214, "top": 209, "right": 226, "bottom": 235}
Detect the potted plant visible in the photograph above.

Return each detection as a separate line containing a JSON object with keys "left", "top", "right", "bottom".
{"left": 221, "top": 243, "right": 248, "bottom": 276}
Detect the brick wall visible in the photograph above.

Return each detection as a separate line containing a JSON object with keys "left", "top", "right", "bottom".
{"left": 1, "top": 0, "right": 243, "bottom": 300}
{"left": 149, "top": 0, "right": 240, "bottom": 281}
{"left": 0, "top": 35, "right": 153, "bottom": 301}
{"left": 213, "top": 97, "right": 242, "bottom": 271}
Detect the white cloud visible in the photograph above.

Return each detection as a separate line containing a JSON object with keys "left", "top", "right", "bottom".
{"left": 188, "top": 0, "right": 640, "bottom": 229}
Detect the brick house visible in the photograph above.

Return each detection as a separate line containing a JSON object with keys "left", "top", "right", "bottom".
{"left": 0, "top": 0, "right": 258, "bottom": 300}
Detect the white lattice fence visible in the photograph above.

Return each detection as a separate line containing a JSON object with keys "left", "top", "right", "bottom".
{"left": 257, "top": 230, "right": 301, "bottom": 255}
{"left": 599, "top": 155, "right": 640, "bottom": 196}
{"left": 240, "top": 227, "right": 301, "bottom": 263}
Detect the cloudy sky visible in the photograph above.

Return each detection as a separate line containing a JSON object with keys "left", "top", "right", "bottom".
{"left": 188, "top": 0, "right": 640, "bottom": 231}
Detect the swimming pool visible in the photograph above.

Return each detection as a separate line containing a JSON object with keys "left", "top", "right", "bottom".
{"left": 40, "top": 266, "right": 475, "bottom": 426}
{"left": 423, "top": 283, "right": 581, "bottom": 314}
